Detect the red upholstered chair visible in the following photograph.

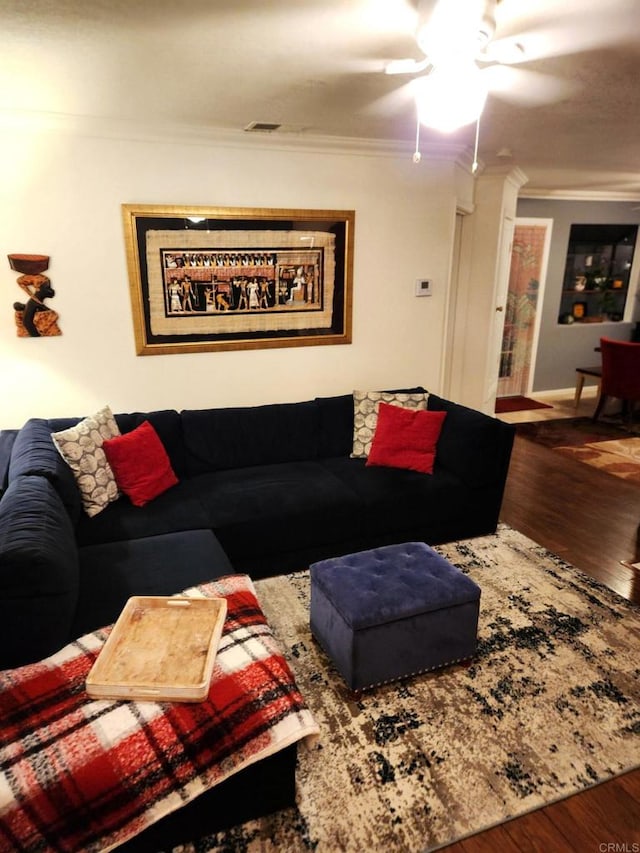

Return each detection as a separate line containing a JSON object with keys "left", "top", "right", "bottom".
{"left": 592, "top": 337, "right": 640, "bottom": 423}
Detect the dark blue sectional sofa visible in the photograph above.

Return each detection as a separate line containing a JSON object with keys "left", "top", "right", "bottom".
{"left": 0, "top": 388, "right": 514, "bottom": 847}
{"left": 0, "top": 389, "right": 514, "bottom": 671}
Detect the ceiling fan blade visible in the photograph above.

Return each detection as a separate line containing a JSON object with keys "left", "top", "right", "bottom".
{"left": 492, "top": 0, "right": 640, "bottom": 63}
{"left": 385, "top": 57, "right": 431, "bottom": 75}
{"left": 364, "top": 80, "right": 417, "bottom": 117}
{"left": 481, "top": 65, "right": 577, "bottom": 106}
{"left": 478, "top": 38, "right": 526, "bottom": 65}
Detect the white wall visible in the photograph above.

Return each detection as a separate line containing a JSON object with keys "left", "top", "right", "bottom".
{"left": 0, "top": 123, "right": 473, "bottom": 428}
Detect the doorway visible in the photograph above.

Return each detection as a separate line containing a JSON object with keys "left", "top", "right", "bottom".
{"left": 497, "top": 218, "right": 553, "bottom": 398}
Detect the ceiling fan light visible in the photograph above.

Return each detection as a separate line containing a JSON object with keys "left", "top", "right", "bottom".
{"left": 416, "top": 0, "right": 490, "bottom": 66}
{"left": 414, "top": 63, "right": 488, "bottom": 133}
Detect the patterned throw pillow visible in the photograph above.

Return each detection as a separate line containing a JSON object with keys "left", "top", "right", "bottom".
{"left": 51, "top": 405, "right": 121, "bottom": 517}
{"left": 351, "top": 390, "right": 429, "bottom": 458}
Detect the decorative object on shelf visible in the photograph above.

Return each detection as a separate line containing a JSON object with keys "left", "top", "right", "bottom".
{"left": 572, "top": 301, "right": 587, "bottom": 320}
{"left": 574, "top": 275, "right": 587, "bottom": 291}
{"left": 7, "top": 254, "right": 62, "bottom": 337}
{"left": 122, "top": 204, "right": 354, "bottom": 355}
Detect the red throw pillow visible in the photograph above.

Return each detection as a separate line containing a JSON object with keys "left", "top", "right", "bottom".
{"left": 102, "top": 420, "right": 178, "bottom": 507}
{"left": 366, "top": 402, "right": 446, "bottom": 474}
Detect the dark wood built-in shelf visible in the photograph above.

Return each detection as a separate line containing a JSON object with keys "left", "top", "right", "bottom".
{"left": 558, "top": 223, "right": 638, "bottom": 324}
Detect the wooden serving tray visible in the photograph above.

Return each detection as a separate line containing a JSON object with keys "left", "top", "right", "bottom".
{"left": 86, "top": 596, "right": 227, "bottom": 702}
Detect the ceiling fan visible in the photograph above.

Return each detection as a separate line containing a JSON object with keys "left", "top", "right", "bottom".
{"left": 384, "top": 0, "right": 533, "bottom": 136}
{"left": 377, "top": 0, "right": 639, "bottom": 166}
{"left": 381, "top": 0, "right": 586, "bottom": 169}
{"left": 386, "top": 0, "right": 503, "bottom": 79}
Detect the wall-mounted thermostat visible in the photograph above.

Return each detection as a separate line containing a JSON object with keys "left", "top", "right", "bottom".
{"left": 415, "top": 278, "right": 432, "bottom": 297}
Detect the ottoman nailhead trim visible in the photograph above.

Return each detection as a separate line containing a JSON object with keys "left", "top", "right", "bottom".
{"left": 354, "top": 654, "right": 473, "bottom": 692}
{"left": 313, "top": 631, "right": 472, "bottom": 692}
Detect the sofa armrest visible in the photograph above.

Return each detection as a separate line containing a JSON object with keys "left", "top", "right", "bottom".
{"left": 0, "top": 475, "right": 79, "bottom": 668}
{"left": 9, "top": 418, "right": 82, "bottom": 522}
{"left": 0, "top": 429, "right": 18, "bottom": 497}
{"left": 428, "top": 394, "right": 515, "bottom": 489}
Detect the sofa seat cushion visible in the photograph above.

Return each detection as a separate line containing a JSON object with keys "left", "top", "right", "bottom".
{"left": 188, "top": 461, "right": 362, "bottom": 562}
{"left": 322, "top": 457, "right": 461, "bottom": 518}
{"left": 0, "top": 475, "right": 79, "bottom": 668}
{"left": 74, "top": 479, "right": 210, "bottom": 547}
{"left": 319, "top": 456, "right": 463, "bottom": 530}
{"left": 73, "top": 530, "right": 233, "bottom": 636}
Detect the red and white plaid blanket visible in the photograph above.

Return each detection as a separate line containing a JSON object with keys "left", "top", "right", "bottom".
{"left": 0, "top": 575, "right": 319, "bottom": 852}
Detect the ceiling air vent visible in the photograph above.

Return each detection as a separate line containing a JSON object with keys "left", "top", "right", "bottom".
{"left": 244, "top": 121, "right": 282, "bottom": 133}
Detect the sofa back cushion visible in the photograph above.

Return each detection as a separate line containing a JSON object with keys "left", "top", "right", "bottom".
{"left": 181, "top": 400, "right": 321, "bottom": 474}
{"left": 315, "top": 387, "right": 429, "bottom": 459}
{"left": 0, "top": 475, "right": 79, "bottom": 668}
{"left": 315, "top": 394, "right": 354, "bottom": 458}
{"left": 9, "top": 418, "right": 82, "bottom": 522}
{"left": 114, "top": 410, "right": 186, "bottom": 478}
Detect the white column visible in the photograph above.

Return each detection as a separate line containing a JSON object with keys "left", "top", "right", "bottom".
{"left": 447, "top": 166, "right": 528, "bottom": 414}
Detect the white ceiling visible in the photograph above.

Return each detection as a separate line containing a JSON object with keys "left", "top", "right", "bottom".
{"left": 3, "top": 0, "right": 640, "bottom": 195}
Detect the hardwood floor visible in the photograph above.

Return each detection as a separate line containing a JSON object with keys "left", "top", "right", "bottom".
{"left": 501, "top": 432, "right": 640, "bottom": 604}
{"left": 440, "top": 403, "right": 640, "bottom": 852}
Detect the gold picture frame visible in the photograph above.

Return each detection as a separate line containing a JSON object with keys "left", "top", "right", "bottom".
{"left": 122, "top": 204, "right": 355, "bottom": 355}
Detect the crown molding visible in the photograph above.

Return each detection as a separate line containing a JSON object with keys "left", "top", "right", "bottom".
{"left": 480, "top": 164, "right": 529, "bottom": 189}
{"left": 519, "top": 187, "right": 640, "bottom": 202}
{"left": 12, "top": 109, "right": 639, "bottom": 197}
{"left": 0, "top": 108, "right": 474, "bottom": 167}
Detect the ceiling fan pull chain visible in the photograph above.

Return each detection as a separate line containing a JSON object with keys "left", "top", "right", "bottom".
{"left": 413, "top": 112, "right": 422, "bottom": 164}
{"left": 472, "top": 113, "right": 481, "bottom": 174}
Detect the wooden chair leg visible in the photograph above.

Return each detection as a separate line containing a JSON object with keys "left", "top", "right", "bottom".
{"left": 624, "top": 399, "right": 636, "bottom": 427}
{"left": 574, "top": 373, "right": 586, "bottom": 408}
{"left": 592, "top": 392, "right": 608, "bottom": 422}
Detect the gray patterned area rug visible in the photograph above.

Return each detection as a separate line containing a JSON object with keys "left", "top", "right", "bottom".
{"left": 178, "top": 525, "right": 640, "bottom": 853}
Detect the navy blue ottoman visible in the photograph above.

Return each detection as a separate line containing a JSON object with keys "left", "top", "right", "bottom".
{"left": 310, "top": 542, "right": 481, "bottom": 691}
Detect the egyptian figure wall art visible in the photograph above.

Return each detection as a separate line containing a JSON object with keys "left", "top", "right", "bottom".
{"left": 122, "top": 205, "right": 354, "bottom": 355}
{"left": 8, "top": 254, "right": 62, "bottom": 337}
